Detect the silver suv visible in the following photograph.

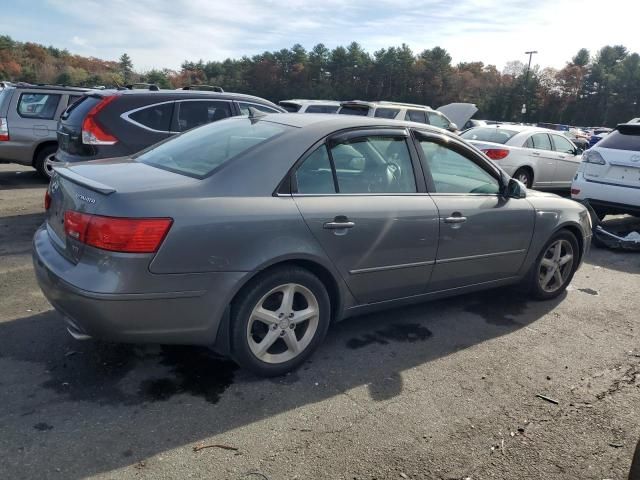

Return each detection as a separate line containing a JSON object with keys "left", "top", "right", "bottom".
{"left": 0, "top": 83, "right": 88, "bottom": 177}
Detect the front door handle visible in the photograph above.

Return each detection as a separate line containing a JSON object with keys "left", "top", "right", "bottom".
{"left": 443, "top": 215, "right": 467, "bottom": 224}
{"left": 323, "top": 216, "right": 355, "bottom": 229}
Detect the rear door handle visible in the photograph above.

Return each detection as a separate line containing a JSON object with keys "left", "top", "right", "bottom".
{"left": 531, "top": 151, "right": 541, "bottom": 156}
{"left": 443, "top": 216, "right": 467, "bottom": 224}
{"left": 323, "top": 216, "right": 355, "bottom": 229}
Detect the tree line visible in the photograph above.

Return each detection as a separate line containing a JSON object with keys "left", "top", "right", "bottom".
{"left": 1, "top": 34, "right": 639, "bottom": 127}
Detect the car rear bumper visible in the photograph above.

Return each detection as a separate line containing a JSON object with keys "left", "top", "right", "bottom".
{"left": 32, "top": 224, "right": 246, "bottom": 345}
{"left": 572, "top": 172, "right": 640, "bottom": 214}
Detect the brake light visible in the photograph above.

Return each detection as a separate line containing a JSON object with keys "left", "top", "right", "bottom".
{"left": 482, "top": 148, "right": 510, "bottom": 160}
{"left": 64, "top": 211, "right": 172, "bottom": 253}
{"left": 44, "top": 190, "right": 51, "bottom": 210}
{"left": 81, "top": 96, "right": 118, "bottom": 145}
{"left": 582, "top": 150, "right": 606, "bottom": 165}
{"left": 0, "top": 117, "right": 9, "bottom": 141}
{"left": 571, "top": 188, "right": 580, "bottom": 196}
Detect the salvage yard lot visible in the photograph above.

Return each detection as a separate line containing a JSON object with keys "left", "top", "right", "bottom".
{"left": 1, "top": 163, "right": 639, "bottom": 479}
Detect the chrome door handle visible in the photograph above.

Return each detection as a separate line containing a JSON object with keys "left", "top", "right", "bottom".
{"left": 443, "top": 216, "right": 467, "bottom": 224}
{"left": 532, "top": 151, "right": 541, "bottom": 156}
{"left": 323, "top": 221, "right": 355, "bottom": 229}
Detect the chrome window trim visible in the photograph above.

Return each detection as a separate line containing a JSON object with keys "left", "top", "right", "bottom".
{"left": 237, "top": 101, "right": 282, "bottom": 114}
{"left": 121, "top": 98, "right": 234, "bottom": 134}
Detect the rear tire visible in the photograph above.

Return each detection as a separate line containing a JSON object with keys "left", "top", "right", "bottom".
{"left": 34, "top": 145, "right": 57, "bottom": 179}
{"left": 526, "top": 230, "right": 580, "bottom": 300}
{"left": 230, "top": 266, "right": 331, "bottom": 377}
{"left": 513, "top": 168, "right": 533, "bottom": 188}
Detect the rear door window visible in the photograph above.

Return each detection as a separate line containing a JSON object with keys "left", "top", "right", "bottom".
{"left": 426, "top": 112, "right": 450, "bottom": 129}
{"left": 305, "top": 105, "right": 339, "bottom": 113}
{"left": 128, "top": 102, "right": 174, "bottom": 132}
{"left": 295, "top": 145, "right": 336, "bottom": 194}
{"left": 551, "top": 134, "right": 576, "bottom": 154}
{"left": 237, "top": 102, "right": 281, "bottom": 115}
{"left": 17, "top": 93, "right": 61, "bottom": 119}
{"left": 339, "top": 105, "right": 369, "bottom": 116}
{"left": 279, "top": 102, "right": 300, "bottom": 112}
{"left": 175, "top": 100, "right": 232, "bottom": 132}
{"left": 374, "top": 108, "right": 400, "bottom": 119}
{"left": 531, "top": 133, "right": 553, "bottom": 151}
{"left": 406, "top": 110, "right": 427, "bottom": 123}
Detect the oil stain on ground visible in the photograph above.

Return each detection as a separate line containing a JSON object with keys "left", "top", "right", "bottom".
{"left": 347, "top": 323, "right": 432, "bottom": 350}
{"left": 464, "top": 291, "right": 528, "bottom": 326}
{"left": 578, "top": 288, "right": 599, "bottom": 296}
{"left": 139, "top": 346, "right": 237, "bottom": 404}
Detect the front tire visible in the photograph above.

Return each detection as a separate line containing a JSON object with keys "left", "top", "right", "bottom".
{"left": 34, "top": 145, "right": 57, "bottom": 179}
{"left": 527, "top": 231, "right": 579, "bottom": 300}
{"left": 230, "top": 266, "right": 331, "bottom": 377}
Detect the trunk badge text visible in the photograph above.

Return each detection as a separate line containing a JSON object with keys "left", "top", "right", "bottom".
{"left": 76, "top": 194, "right": 96, "bottom": 204}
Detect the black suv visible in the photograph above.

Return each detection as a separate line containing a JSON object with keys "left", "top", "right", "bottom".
{"left": 55, "top": 85, "right": 284, "bottom": 165}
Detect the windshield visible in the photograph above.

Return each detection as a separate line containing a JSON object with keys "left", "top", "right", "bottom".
{"left": 596, "top": 126, "right": 640, "bottom": 151}
{"left": 136, "top": 118, "right": 288, "bottom": 178}
{"left": 461, "top": 127, "right": 519, "bottom": 144}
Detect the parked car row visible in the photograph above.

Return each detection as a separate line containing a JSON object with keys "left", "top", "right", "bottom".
{"left": 0, "top": 82, "right": 285, "bottom": 177}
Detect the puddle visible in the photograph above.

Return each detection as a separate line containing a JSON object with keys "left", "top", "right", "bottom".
{"left": 347, "top": 323, "right": 432, "bottom": 350}
{"left": 139, "top": 346, "right": 237, "bottom": 404}
{"left": 33, "top": 422, "right": 53, "bottom": 431}
{"left": 464, "top": 292, "right": 528, "bottom": 326}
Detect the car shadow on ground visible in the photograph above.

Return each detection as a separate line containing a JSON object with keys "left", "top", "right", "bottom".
{"left": 0, "top": 285, "right": 564, "bottom": 479}
{"left": 0, "top": 167, "right": 48, "bottom": 189}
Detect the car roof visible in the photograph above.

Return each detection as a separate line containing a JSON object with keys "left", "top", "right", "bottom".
{"left": 279, "top": 99, "right": 341, "bottom": 106}
{"left": 4, "top": 83, "right": 90, "bottom": 93}
{"left": 94, "top": 88, "right": 278, "bottom": 103}
{"left": 253, "top": 112, "right": 457, "bottom": 137}
{"left": 473, "top": 124, "right": 565, "bottom": 135}
{"left": 340, "top": 100, "right": 433, "bottom": 110}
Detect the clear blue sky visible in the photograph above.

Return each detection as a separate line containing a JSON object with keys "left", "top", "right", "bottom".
{"left": 1, "top": 0, "right": 637, "bottom": 72}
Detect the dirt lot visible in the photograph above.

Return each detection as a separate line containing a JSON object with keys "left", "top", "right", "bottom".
{"left": 1, "top": 163, "right": 639, "bottom": 480}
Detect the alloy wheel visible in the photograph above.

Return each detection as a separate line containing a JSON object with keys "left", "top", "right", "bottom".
{"left": 246, "top": 283, "right": 320, "bottom": 364}
{"left": 516, "top": 171, "right": 531, "bottom": 188}
{"left": 538, "top": 239, "right": 574, "bottom": 293}
{"left": 44, "top": 153, "right": 57, "bottom": 177}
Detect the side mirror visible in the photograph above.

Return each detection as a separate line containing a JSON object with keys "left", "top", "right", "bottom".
{"left": 448, "top": 123, "right": 459, "bottom": 132}
{"left": 506, "top": 178, "right": 527, "bottom": 199}
{"left": 575, "top": 147, "right": 584, "bottom": 155}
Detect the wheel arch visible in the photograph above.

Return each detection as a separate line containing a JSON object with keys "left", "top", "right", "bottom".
{"left": 32, "top": 140, "right": 58, "bottom": 166}
{"left": 213, "top": 255, "right": 347, "bottom": 355}
{"left": 514, "top": 164, "right": 535, "bottom": 185}
{"left": 554, "top": 222, "right": 585, "bottom": 264}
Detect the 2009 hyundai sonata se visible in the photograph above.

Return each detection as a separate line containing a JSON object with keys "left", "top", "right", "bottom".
{"left": 34, "top": 112, "right": 592, "bottom": 376}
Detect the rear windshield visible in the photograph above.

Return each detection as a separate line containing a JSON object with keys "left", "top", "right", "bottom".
{"left": 60, "top": 95, "right": 101, "bottom": 123}
{"left": 597, "top": 126, "right": 640, "bottom": 151}
{"left": 461, "top": 127, "right": 519, "bottom": 144}
{"left": 279, "top": 102, "right": 300, "bottom": 113}
{"left": 135, "top": 118, "right": 288, "bottom": 178}
{"left": 339, "top": 105, "right": 369, "bottom": 116}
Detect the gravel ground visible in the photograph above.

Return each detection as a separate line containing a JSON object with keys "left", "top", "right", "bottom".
{"left": 1, "top": 163, "right": 639, "bottom": 480}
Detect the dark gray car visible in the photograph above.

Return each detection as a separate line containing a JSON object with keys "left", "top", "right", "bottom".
{"left": 33, "top": 113, "right": 592, "bottom": 376}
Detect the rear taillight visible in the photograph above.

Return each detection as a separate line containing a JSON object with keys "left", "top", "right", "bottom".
{"left": 582, "top": 150, "right": 606, "bottom": 165}
{"left": 44, "top": 190, "right": 51, "bottom": 210}
{"left": 571, "top": 188, "right": 580, "bottom": 196}
{"left": 0, "top": 117, "right": 9, "bottom": 141}
{"left": 64, "top": 211, "right": 172, "bottom": 253}
{"left": 81, "top": 96, "right": 118, "bottom": 145}
{"left": 482, "top": 148, "right": 510, "bottom": 160}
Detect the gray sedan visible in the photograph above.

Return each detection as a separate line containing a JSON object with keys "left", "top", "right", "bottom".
{"left": 34, "top": 113, "right": 592, "bottom": 376}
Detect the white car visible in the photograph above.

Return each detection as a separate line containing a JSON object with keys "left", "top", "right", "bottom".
{"left": 278, "top": 99, "right": 340, "bottom": 114}
{"left": 461, "top": 125, "right": 583, "bottom": 189}
{"left": 572, "top": 123, "right": 640, "bottom": 219}
{"left": 337, "top": 100, "right": 474, "bottom": 134}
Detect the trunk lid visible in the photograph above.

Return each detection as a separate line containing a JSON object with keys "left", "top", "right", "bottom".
{"left": 47, "top": 157, "right": 198, "bottom": 262}
{"left": 436, "top": 103, "right": 478, "bottom": 129}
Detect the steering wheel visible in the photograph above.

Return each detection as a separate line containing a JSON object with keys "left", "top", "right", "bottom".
{"left": 386, "top": 162, "right": 402, "bottom": 186}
